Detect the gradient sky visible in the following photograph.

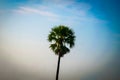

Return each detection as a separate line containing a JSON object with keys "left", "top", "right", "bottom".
{"left": 0, "top": 0, "right": 120, "bottom": 80}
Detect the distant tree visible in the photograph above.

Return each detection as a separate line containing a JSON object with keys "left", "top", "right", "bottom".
{"left": 48, "top": 25, "right": 75, "bottom": 80}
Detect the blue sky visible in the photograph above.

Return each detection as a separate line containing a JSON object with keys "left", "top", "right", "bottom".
{"left": 0, "top": 0, "right": 120, "bottom": 80}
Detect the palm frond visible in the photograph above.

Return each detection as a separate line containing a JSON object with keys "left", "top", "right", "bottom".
{"left": 48, "top": 25, "right": 75, "bottom": 57}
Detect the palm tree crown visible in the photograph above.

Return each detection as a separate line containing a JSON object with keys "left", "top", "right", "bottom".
{"left": 48, "top": 25, "right": 75, "bottom": 57}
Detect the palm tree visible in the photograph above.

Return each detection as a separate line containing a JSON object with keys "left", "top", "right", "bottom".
{"left": 48, "top": 25, "right": 75, "bottom": 80}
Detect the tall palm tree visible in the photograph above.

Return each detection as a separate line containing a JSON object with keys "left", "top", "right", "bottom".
{"left": 48, "top": 25, "right": 75, "bottom": 80}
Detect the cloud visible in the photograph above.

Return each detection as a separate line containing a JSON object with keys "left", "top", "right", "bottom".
{"left": 13, "top": 6, "right": 58, "bottom": 18}
{"left": 9, "top": 0, "right": 106, "bottom": 26}
{"left": 26, "top": 0, "right": 91, "bottom": 17}
{"left": 11, "top": 0, "right": 94, "bottom": 23}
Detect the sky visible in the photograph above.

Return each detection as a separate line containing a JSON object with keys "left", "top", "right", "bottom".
{"left": 0, "top": 0, "right": 120, "bottom": 80}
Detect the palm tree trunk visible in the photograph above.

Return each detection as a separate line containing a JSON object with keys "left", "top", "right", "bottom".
{"left": 56, "top": 54, "right": 61, "bottom": 80}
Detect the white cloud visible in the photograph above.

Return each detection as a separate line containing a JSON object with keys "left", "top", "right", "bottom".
{"left": 26, "top": 0, "right": 91, "bottom": 16}
{"left": 10, "top": 1, "right": 106, "bottom": 26}
{"left": 13, "top": 6, "right": 58, "bottom": 18}
{"left": 11, "top": 1, "right": 95, "bottom": 23}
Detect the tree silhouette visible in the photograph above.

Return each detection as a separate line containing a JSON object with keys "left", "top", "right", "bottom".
{"left": 48, "top": 25, "right": 75, "bottom": 80}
